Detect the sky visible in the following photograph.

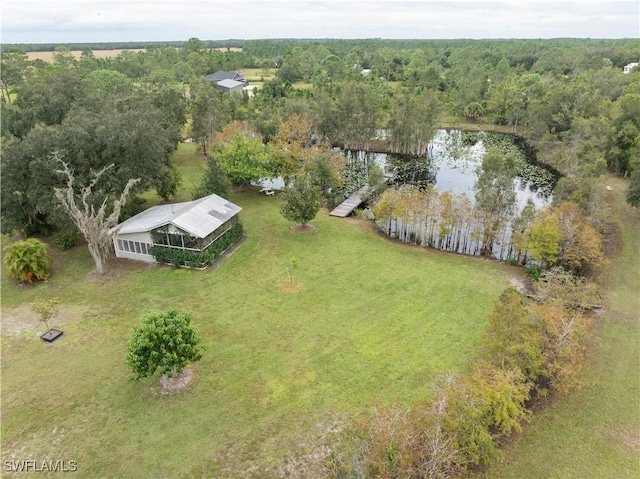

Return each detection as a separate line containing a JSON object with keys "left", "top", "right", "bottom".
{"left": 1, "top": 0, "right": 639, "bottom": 44}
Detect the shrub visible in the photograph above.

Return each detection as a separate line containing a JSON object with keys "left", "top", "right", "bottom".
{"left": 526, "top": 264, "right": 542, "bottom": 281}
{"left": 149, "top": 222, "right": 243, "bottom": 269}
{"left": 125, "top": 308, "right": 203, "bottom": 380}
{"left": 3, "top": 238, "right": 52, "bottom": 284}
{"left": 52, "top": 231, "right": 80, "bottom": 250}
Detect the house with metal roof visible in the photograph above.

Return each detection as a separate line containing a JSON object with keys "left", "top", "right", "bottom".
{"left": 205, "top": 70, "right": 247, "bottom": 85}
{"left": 215, "top": 78, "right": 245, "bottom": 93}
{"left": 112, "top": 193, "right": 242, "bottom": 268}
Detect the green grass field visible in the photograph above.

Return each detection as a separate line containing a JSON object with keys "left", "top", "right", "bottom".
{"left": 483, "top": 175, "right": 640, "bottom": 479}
{"left": 0, "top": 145, "right": 517, "bottom": 477}
{"left": 238, "top": 68, "right": 276, "bottom": 83}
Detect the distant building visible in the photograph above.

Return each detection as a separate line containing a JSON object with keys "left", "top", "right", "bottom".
{"left": 623, "top": 62, "right": 639, "bottom": 74}
{"left": 215, "top": 78, "right": 245, "bottom": 93}
{"left": 205, "top": 70, "right": 248, "bottom": 94}
{"left": 205, "top": 70, "right": 247, "bottom": 85}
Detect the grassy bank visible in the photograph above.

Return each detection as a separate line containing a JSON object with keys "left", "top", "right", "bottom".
{"left": 0, "top": 147, "right": 517, "bottom": 477}
{"left": 483, "top": 175, "right": 640, "bottom": 478}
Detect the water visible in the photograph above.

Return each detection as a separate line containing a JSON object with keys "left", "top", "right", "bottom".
{"left": 255, "top": 130, "right": 558, "bottom": 261}
{"left": 344, "top": 129, "right": 555, "bottom": 213}
{"left": 255, "top": 177, "right": 285, "bottom": 190}
{"left": 344, "top": 130, "right": 558, "bottom": 261}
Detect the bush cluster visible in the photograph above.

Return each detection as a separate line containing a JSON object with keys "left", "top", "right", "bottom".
{"left": 2, "top": 238, "right": 52, "bottom": 285}
{"left": 51, "top": 231, "right": 80, "bottom": 250}
{"left": 149, "top": 223, "right": 243, "bottom": 269}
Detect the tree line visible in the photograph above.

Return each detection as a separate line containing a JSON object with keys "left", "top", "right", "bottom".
{"left": 2, "top": 36, "right": 636, "bottom": 259}
{"left": 1, "top": 36, "right": 637, "bottom": 261}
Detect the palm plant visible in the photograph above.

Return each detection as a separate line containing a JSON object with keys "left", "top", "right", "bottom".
{"left": 3, "top": 238, "right": 52, "bottom": 284}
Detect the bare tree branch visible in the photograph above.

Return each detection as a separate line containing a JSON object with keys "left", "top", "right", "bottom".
{"left": 52, "top": 152, "right": 140, "bottom": 275}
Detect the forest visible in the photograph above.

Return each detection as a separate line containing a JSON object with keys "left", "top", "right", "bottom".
{"left": 2, "top": 37, "right": 639, "bottom": 241}
{"left": 1, "top": 37, "right": 639, "bottom": 477}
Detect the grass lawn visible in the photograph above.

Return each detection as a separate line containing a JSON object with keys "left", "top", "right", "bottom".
{"left": 238, "top": 68, "right": 276, "bottom": 83}
{"left": 139, "top": 142, "right": 206, "bottom": 206}
{"left": 0, "top": 146, "right": 517, "bottom": 477}
{"left": 170, "top": 142, "right": 207, "bottom": 200}
{"left": 291, "top": 82, "right": 314, "bottom": 90}
{"left": 483, "top": 175, "right": 640, "bottom": 479}
{"left": 438, "top": 115, "right": 516, "bottom": 135}
{"left": 25, "top": 49, "right": 145, "bottom": 62}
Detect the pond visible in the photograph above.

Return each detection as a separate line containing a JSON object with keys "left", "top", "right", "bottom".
{"left": 258, "top": 130, "right": 557, "bottom": 213}
{"left": 343, "top": 129, "right": 556, "bottom": 212}
{"left": 343, "top": 129, "right": 559, "bottom": 262}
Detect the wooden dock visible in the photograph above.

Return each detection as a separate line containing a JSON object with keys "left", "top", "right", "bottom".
{"left": 329, "top": 186, "right": 369, "bottom": 217}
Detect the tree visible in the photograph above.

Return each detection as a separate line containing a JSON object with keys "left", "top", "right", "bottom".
{"left": 334, "top": 81, "right": 382, "bottom": 150}
{"left": 555, "top": 201, "right": 604, "bottom": 274}
{"left": 9, "top": 68, "right": 85, "bottom": 134}
{"left": 525, "top": 208, "right": 562, "bottom": 268}
{"left": 511, "top": 198, "right": 537, "bottom": 264}
{"left": 531, "top": 299, "right": 590, "bottom": 393}
{"left": 286, "top": 256, "right": 300, "bottom": 283}
{"left": 52, "top": 46, "right": 77, "bottom": 68}
{"left": 474, "top": 147, "right": 518, "bottom": 256}
{"left": 0, "top": 126, "right": 63, "bottom": 234}
{"left": 442, "top": 366, "right": 531, "bottom": 467}
{"left": 311, "top": 154, "right": 345, "bottom": 198}
{"left": 464, "top": 102, "right": 484, "bottom": 120}
{"left": 31, "top": 297, "right": 60, "bottom": 330}
{"left": 57, "top": 93, "right": 180, "bottom": 198}
{"left": 192, "top": 155, "right": 231, "bottom": 199}
{"left": 268, "top": 114, "right": 316, "bottom": 185}
{"left": 467, "top": 364, "right": 532, "bottom": 436}
{"left": 125, "top": 308, "right": 203, "bottom": 380}
{"left": 190, "top": 78, "right": 229, "bottom": 155}
{"left": 483, "top": 288, "right": 544, "bottom": 385}
{"left": 2, "top": 87, "right": 180, "bottom": 234}
{"left": 606, "top": 93, "right": 640, "bottom": 174}
{"left": 280, "top": 173, "right": 323, "bottom": 227}
{"left": 213, "top": 124, "right": 271, "bottom": 188}
{"left": 627, "top": 167, "right": 640, "bottom": 207}
{"left": 83, "top": 69, "right": 133, "bottom": 97}
{"left": 532, "top": 266, "right": 601, "bottom": 310}
{"left": 388, "top": 88, "right": 439, "bottom": 156}
{"left": 0, "top": 48, "right": 30, "bottom": 103}
{"left": 2, "top": 238, "right": 53, "bottom": 285}
{"left": 54, "top": 155, "right": 140, "bottom": 275}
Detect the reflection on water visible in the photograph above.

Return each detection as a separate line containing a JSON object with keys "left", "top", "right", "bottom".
{"left": 344, "top": 129, "right": 555, "bottom": 213}
{"left": 359, "top": 130, "right": 558, "bottom": 262}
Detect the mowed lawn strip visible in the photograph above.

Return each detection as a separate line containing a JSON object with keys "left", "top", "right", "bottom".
{"left": 484, "top": 175, "right": 640, "bottom": 479}
{"left": 1, "top": 147, "right": 515, "bottom": 477}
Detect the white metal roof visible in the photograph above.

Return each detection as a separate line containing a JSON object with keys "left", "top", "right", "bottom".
{"left": 217, "top": 79, "right": 244, "bottom": 89}
{"left": 115, "top": 193, "right": 241, "bottom": 239}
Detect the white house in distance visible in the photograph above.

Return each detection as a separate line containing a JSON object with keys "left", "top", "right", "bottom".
{"left": 112, "top": 193, "right": 242, "bottom": 268}
{"left": 215, "top": 78, "right": 245, "bottom": 93}
{"left": 623, "top": 62, "right": 639, "bottom": 74}
{"left": 205, "top": 70, "right": 247, "bottom": 93}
